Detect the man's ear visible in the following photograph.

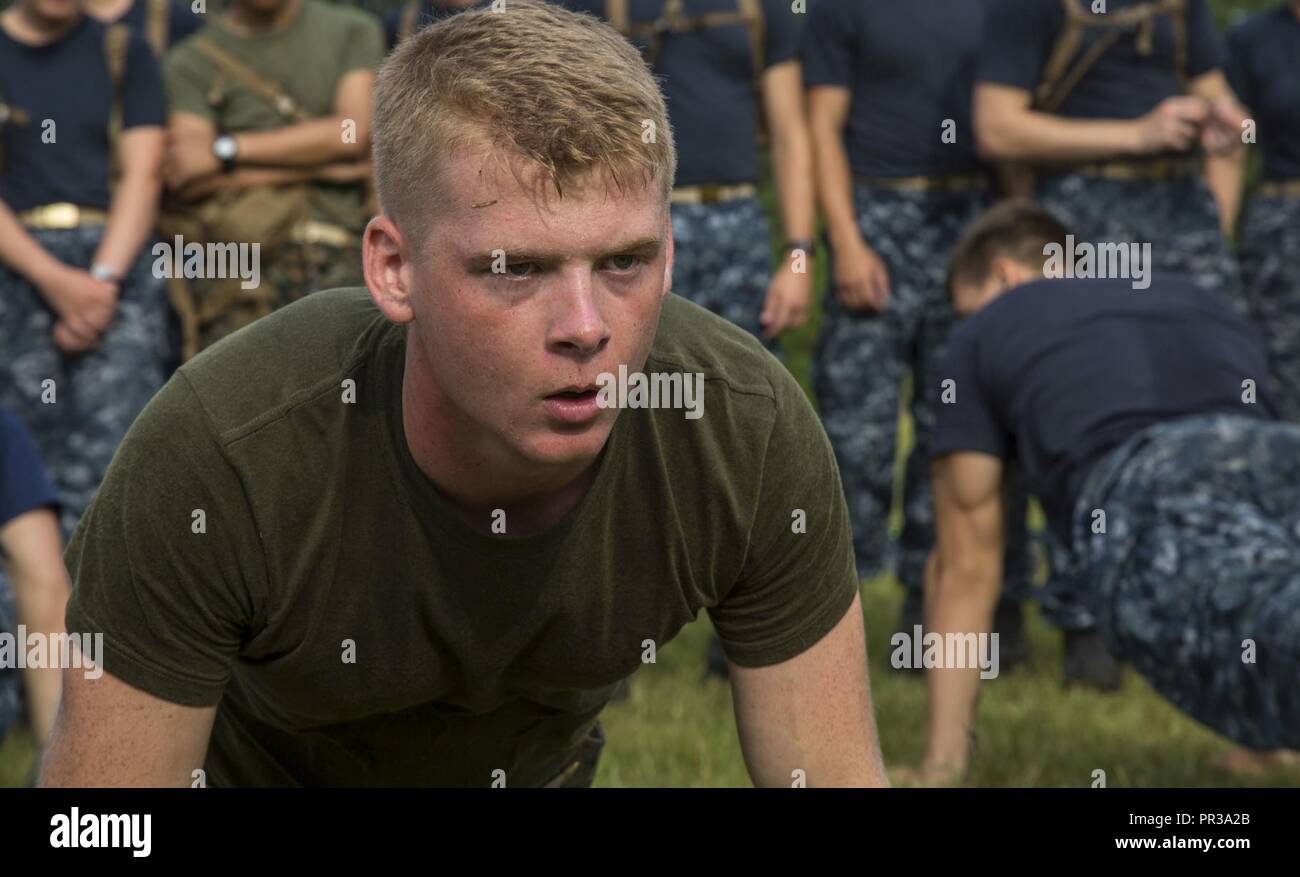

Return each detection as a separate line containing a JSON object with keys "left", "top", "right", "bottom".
{"left": 363, "top": 214, "right": 416, "bottom": 324}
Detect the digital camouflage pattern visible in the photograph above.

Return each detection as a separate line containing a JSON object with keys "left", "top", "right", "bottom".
{"left": 669, "top": 196, "right": 776, "bottom": 351}
{"left": 814, "top": 183, "right": 1034, "bottom": 598}
{"left": 0, "top": 226, "right": 170, "bottom": 743}
{"left": 1067, "top": 413, "right": 1300, "bottom": 750}
{"left": 1038, "top": 171, "right": 1251, "bottom": 320}
{"left": 189, "top": 238, "right": 364, "bottom": 352}
{"left": 1237, "top": 192, "right": 1300, "bottom": 421}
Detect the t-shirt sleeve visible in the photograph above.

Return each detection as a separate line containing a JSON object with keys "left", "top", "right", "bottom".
{"left": 761, "top": 0, "right": 801, "bottom": 70}
{"left": 338, "top": 9, "right": 387, "bottom": 76}
{"left": 799, "top": 0, "right": 855, "bottom": 88}
{"left": 929, "top": 327, "right": 1011, "bottom": 460}
{"left": 707, "top": 365, "right": 859, "bottom": 668}
{"left": 63, "top": 372, "right": 265, "bottom": 707}
{"left": 163, "top": 42, "right": 217, "bottom": 122}
{"left": 975, "top": 0, "right": 1059, "bottom": 93}
{"left": 0, "top": 410, "right": 60, "bottom": 530}
{"left": 121, "top": 30, "right": 167, "bottom": 129}
{"left": 1184, "top": 0, "right": 1223, "bottom": 78}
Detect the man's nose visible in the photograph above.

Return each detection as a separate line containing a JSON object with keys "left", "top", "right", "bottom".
{"left": 548, "top": 269, "right": 609, "bottom": 356}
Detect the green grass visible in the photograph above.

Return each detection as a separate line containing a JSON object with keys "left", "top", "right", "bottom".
{"left": 591, "top": 581, "right": 1300, "bottom": 788}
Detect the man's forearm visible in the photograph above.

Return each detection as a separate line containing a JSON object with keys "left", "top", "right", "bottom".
{"left": 93, "top": 169, "right": 163, "bottom": 280}
{"left": 769, "top": 120, "right": 815, "bottom": 243}
{"left": 922, "top": 551, "right": 1001, "bottom": 773}
{"left": 234, "top": 117, "right": 367, "bottom": 167}
{"left": 978, "top": 110, "right": 1144, "bottom": 164}
{"left": 810, "top": 123, "right": 861, "bottom": 251}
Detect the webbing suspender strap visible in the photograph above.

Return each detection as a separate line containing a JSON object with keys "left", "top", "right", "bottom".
{"left": 1034, "top": 0, "right": 1187, "bottom": 114}
{"left": 397, "top": 0, "right": 422, "bottom": 44}
{"left": 605, "top": 0, "right": 765, "bottom": 83}
{"left": 191, "top": 37, "right": 312, "bottom": 123}
{"left": 105, "top": 23, "right": 130, "bottom": 186}
{"left": 144, "top": 0, "right": 171, "bottom": 58}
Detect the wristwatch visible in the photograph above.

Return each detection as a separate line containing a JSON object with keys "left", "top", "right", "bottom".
{"left": 212, "top": 134, "right": 239, "bottom": 174}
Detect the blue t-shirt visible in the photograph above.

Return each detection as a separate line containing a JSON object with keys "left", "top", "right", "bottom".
{"left": 931, "top": 274, "right": 1276, "bottom": 547}
{"left": 0, "top": 409, "right": 60, "bottom": 532}
{"left": 0, "top": 15, "right": 166, "bottom": 213}
{"left": 977, "top": 0, "right": 1222, "bottom": 120}
{"left": 801, "top": 0, "right": 989, "bottom": 179}
{"left": 383, "top": 0, "right": 489, "bottom": 49}
{"left": 116, "top": 0, "right": 205, "bottom": 53}
{"left": 558, "top": 0, "right": 802, "bottom": 187}
{"left": 1226, "top": 4, "right": 1300, "bottom": 181}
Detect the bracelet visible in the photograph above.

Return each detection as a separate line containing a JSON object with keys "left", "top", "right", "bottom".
{"left": 90, "top": 263, "right": 122, "bottom": 284}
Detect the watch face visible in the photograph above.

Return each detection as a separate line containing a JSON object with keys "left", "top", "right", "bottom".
{"left": 214, "top": 137, "right": 237, "bottom": 160}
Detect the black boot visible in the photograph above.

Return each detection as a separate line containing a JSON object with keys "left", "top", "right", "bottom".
{"left": 1062, "top": 629, "right": 1122, "bottom": 691}
{"left": 993, "top": 600, "right": 1027, "bottom": 675}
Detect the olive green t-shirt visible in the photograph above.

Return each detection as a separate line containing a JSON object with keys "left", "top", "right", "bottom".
{"left": 163, "top": 0, "right": 385, "bottom": 231}
{"left": 64, "top": 289, "right": 860, "bottom": 787}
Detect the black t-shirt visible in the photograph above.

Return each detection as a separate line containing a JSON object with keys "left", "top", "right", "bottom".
{"left": 383, "top": 0, "right": 488, "bottom": 49}
{"left": 558, "top": 0, "right": 801, "bottom": 187}
{"left": 801, "top": 0, "right": 989, "bottom": 178}
{"left": 0, "top": 15, "right": 165, "bottom": 213}
{"left": 1226, "top": 4, "right": 1300, "bottom": 181}
{"left": 931, "top": 275, "right": 1277, "bottom": 547}
{"left": 115, "top": 0, "right": 205, "bottom": 52}
{"left": 977, "top": 0, "right": 1222, "bottom": 120}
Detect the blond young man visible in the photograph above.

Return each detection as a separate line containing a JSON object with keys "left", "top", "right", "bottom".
{"left": 39, "top": 1, "right": 887, "bottom": 788}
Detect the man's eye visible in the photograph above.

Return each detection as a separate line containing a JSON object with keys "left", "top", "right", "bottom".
{"left": 605, "top": 254, "right": 642, "bottom": 272}
{"left": 503, "top": 262, "right": 537, "bottom": 278}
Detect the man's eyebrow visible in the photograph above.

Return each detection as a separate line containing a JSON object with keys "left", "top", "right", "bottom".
{"left": 463, "top": 236, "right": 663, "bottom": 268}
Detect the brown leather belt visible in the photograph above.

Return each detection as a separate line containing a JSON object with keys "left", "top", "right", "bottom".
{"left": 18, "top": 202, "right": 109, "bottom": 229}
{"left": 1069, "top": 156, "right": 1202, "bottom": 181}
{"left": 670, "top": 183, "right": 757, "bottom": 205}
{"left": 1257, "top": 178, "right": 1300, "bottom": 198}
{"left": 854, "top": 172, "right": 991, "bottom": 193}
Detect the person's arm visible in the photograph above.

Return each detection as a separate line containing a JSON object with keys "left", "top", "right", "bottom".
{"left": 730, "top": 592, "right": 888, "bottom": 787}
{"left": 759, "top": 60, "right": 815, "bottom": 338}
{"left": 908, "top": 451, "right": 1004, "bottom": 785}
{"left": 39, "top": 666, "right": 217, "bottom": 787}
{"left": 1189, "top": 70, "right": 1249, "bottom": 239}
{"left": 0, "top": 508, "right": 70, "bottom": 745}
{"left": 91, "top": 125, "right": 166, "bottom": 284}
{"left": 807, "top": 85, "right": 889, "bottom": 311}
{"left": 172, "top": 160, "right": 374, "bottom": 202}
{"left": 973, "top": 82, "right": 1209, "bottom": 164}
{"left": 228, "top": 69, "right": 375, "bottom": 168}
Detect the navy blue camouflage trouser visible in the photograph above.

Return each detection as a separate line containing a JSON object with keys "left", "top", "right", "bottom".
{"left": 1238, "top": 192, "right": 1300, "bottom": 421}
{"left": 0, "top": 225, "right": 171, "bottom": 741}
{"left": 670, "top": 196, "right": 777, "bottom": 352}
{"left": 1039, "top": 172, "right": 1250, "bottom": 320}
{"left": 1067, "top": 414, "right": 1300, "bottom": 750}
{"left": 814, "top": 183, "right": 1034, "bottom": 598}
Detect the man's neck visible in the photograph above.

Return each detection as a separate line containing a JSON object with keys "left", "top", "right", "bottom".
{"left": 224, "top": 0, "right": 303, "bottom": 36}
{"left": 401, "top": 342, "right": 602, "bottom": 539}
{"left": 82, "top": 0, "right": 134, "bottom": 24}
{"left": 1, "top": 5, "right": 81, "bottom": 45}
{"left": 1292, "top": 0, "right": 1300, "bottom": 23}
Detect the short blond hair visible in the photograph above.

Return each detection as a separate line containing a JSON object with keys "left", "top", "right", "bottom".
{"left": 373, "top": 0, "right": 676, "bottom": 247}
